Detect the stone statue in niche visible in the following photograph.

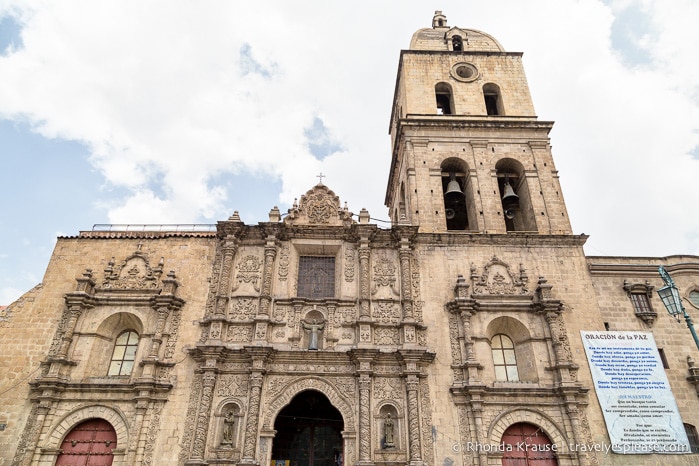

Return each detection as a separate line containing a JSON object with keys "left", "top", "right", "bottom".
{"left": 302, "top": 318, "right": 325, "bottom": 350}
{"left": 383, "top": 413, "right": 395, "bottom": 448}
{"left": 221, "top": 411, "right": 236, "bottom": 445}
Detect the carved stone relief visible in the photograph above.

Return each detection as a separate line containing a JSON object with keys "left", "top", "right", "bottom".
{"left": 345, "top": 246, "right": 356, "bottom": 282}
{"left": 373, "top": 301, "right": 401, "bottom": 324}
{"left": 471, "top": 256, "right": 529, "bottom": 295}
{"left": 230, "top": 298, "right": 257, "bottom": 320}
{"left": 372, "top": 252, "right": 399, "bottom": 296}
{"left": 374, "top": 328, "right": 400, "bottom": 345}
{"left": 227, "top": 325, "right": 253, "bottom": 343}
{"left": 217, "top": 375, "right": 250, "bottom": 398}
{"left": 283, "top": 184, "right": 354, "bottom": 227}
{"left": 233, "top": 255, "right": 262, "bottom": 293}
{"left": 261, "top": 377, "right": 355, "bottom": 429}
{"left": 101, "top": 248, "right": 164, "bottom": 290}
{"left": 374, "top": 377, "right": 402, "bottom": 403}
{"left": 278, "top": 244, "right": 290, "bottom": 282}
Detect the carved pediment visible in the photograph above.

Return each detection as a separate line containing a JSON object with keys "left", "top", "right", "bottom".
{"left": 101, "top": 247, "right": 164, "bottom": 291}
{"left": 284, "top": 184, "right": 354, "bottom": 227}
{"left": 470, "top": 256, "right": 529, "bottom": 296}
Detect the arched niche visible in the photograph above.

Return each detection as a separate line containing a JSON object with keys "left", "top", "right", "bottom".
{"left": 495, "top": 158, "right": 537, "bottom": 232}
{"left": 485, "top": 316, "right": 538, "bottom": 382}
{"left": 435, "top": 82, "right": 454, "bottom": 115}
{"left": 441, "top": 157, "right": 477, "bottom": 231}
{"left": 87, "top": 312, "right": 145, "bottom": 377}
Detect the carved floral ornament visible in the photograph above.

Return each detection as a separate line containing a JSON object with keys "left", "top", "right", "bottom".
{"left": 283, "top": 184, "right": 354, "bottom": 227}
{"left": 100, "top": 245, "right": 169, "bottom": 291}
{"left": 470, "top": 256, "right": 529, "bottom": 296}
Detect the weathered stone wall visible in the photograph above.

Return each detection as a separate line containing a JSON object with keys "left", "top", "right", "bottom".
{"left": 0, "top": 233, "right": 216, "bottom": 465}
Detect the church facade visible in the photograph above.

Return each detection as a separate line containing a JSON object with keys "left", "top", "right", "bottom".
{"left": 2, "top": 12, "right": 699, "bottom": 466}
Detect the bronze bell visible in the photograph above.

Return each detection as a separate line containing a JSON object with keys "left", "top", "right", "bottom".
{"left": 444, "top": 173, "right": 464, "bottom": 201}
{"left": 501, "top": 179, "right": 519, "bottom": 207}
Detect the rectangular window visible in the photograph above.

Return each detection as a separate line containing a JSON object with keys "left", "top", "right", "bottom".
{"left": 297, "top": 256, "right": 335, "bottom": 298}
{"left": 658, "top": 348, "right": 670, "bottom": 369}
{"left": 630, "top": 293, "right": 652, "bottom": 314}
{"left": 684, "top": 424, "right": 699, "bottom": 453}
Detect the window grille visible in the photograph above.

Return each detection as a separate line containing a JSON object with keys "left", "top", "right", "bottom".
{"left": 297, "top": 256, "right": 335, "bottom": 298}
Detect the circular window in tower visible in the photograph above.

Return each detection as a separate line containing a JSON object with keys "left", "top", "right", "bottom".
{"left": 451, "top": 62, "right": 479, "bottom": 82}
{"left": 689, "top": 290, "right": 699, "bottom": 308}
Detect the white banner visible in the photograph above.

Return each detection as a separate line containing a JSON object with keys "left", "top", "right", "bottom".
{"left": 581, "top": 331, "right": 690, "bottom": 454}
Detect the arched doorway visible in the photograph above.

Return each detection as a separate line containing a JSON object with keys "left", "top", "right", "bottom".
{"left": 501, "top": 422, "right": 557, "bottom": 466}
{"left": 272, "top": 390, "right": 344, "bottom": 466}
{"left": 56, "top": 418, "right": 117, "bottom": 466}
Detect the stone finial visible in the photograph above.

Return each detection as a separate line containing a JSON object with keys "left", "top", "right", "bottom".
{"left": 228, "top": 211, "right": 242, "bottom": 222}
{"left": 359, "top": 208, "right": 370, "bottom": 224}
{"left": 454, "top": 274, "right": 470, "bottom": 299}
{"left": 268, "top": 206, "right": 281, "bottom": 223}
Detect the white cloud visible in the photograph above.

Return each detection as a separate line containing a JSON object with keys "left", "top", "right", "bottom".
{"left": 0, "top": 0, "right": 697, "bottom": 260}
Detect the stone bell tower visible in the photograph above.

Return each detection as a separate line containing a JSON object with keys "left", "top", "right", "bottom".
{"left": 386, "top": 11, "right": 572, "bottom": 235}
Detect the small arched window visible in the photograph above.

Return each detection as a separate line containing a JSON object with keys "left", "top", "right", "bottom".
{"left": 108, "top": 330, "right": 139, "bottom": 376}
{"left": 435, "top": 82, "right": 454, "bottom": 115}
{"left": 483, "top": 83, "right": 503, "bottom": 116}
{"left": 492, "top": 334, "right": 518, "bottom": 381}
{"left": 452, "top": 36, "right": 463, "bottom": 51}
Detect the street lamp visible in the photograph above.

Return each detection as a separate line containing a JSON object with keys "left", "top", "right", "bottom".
{"left": 657, "top": 266, "right": 699, "bottom": 351}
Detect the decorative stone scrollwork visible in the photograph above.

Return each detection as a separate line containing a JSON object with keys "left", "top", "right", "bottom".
{"left": 233, "top": 255, "right": 262, "bottom": 292}
{"left": 226, "top": 325, "right": 253, "bottom": 343}
{"left": 374, "top": 377, "right": 402, "bottom": 402}
{"left": 101, "top": 246, "right": 164, "bottom": 290}
{"left": 345, "top": 246, "right": 356, "bottom": 282}
{"left": 217, "top": 375, "right": 249, "bottom": 397}
{"left": 372, "top": 252, "right": 399, "bottom": 296}
{"left": 230, "top": 298, "right": 257, "bottom": 320}
{"left": 374, "top": 301, "right": 401, "bottom": 324}
{"left": 471, "top": 256, "right": 528, "bottom": 296}
{"left": 278, "top": 243, "right": 290, "bottom": 281}
{"left": 283, "top": 184, "right": 354, "bottom": 227}
{"left": 375, "top": 328, "right": 400, "bottom": 345}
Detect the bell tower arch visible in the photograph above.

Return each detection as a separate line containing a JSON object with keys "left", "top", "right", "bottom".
{"left": 386, "top": 11, "right": 572, "bottom": 236}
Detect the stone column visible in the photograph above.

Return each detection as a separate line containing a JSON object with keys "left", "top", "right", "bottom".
{"left": 398, "top": 238, "right": 414, "bottom": 320}
{"left": 241, "top": 373, "right": 263, "bottom": 462}
{"left": 190, "top": 367, "right": 218, "bottom": 462}
{"left": 241, "top": 348, "right": 273, "bottom": 464}
{"left": 254, "top": 236, "right": 277, "bottom": 343}
{"left": 214, "top": 235, "right": 239, "bottom": 317}
{"left": 358, "top": 374, "right": 372, "bottom": 464}
{"left": 56, "top": 306, "right": 82, "bottom": 360}
{"left": 405, "top": 375, "right": 423, "bottom": 465}
{"left": 358, "top": 242, "right": 371, "bottom": 318}
{"left": 351, "top": 349, "right": 376, "bottom": 466}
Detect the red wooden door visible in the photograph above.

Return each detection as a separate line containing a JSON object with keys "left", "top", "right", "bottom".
{"left": 501, "top": 422, "right": 558, "bottom": 466}
{"left": 56, "top": 418, "right": 117, "bottom": 466}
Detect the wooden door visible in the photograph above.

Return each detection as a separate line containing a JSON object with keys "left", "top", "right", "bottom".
{"left": 55, "top": 418, "right": 117, "bottom": 466}
{"left": 501, "top": 422, "right": 558, "bottom": 466}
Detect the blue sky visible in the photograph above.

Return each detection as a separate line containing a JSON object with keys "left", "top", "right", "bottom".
{"left": 1, "top": 0, "right": 698, "bottom": 304}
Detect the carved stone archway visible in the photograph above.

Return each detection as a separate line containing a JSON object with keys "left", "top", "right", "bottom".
{"left": 488, "top": 409, "right": 569, "bottom": 455}
{"left": 37, "top": 404, "right": 129, "bottom": 466}
{"left": 261, "top": 377, "right": 357, "bottom": 466}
